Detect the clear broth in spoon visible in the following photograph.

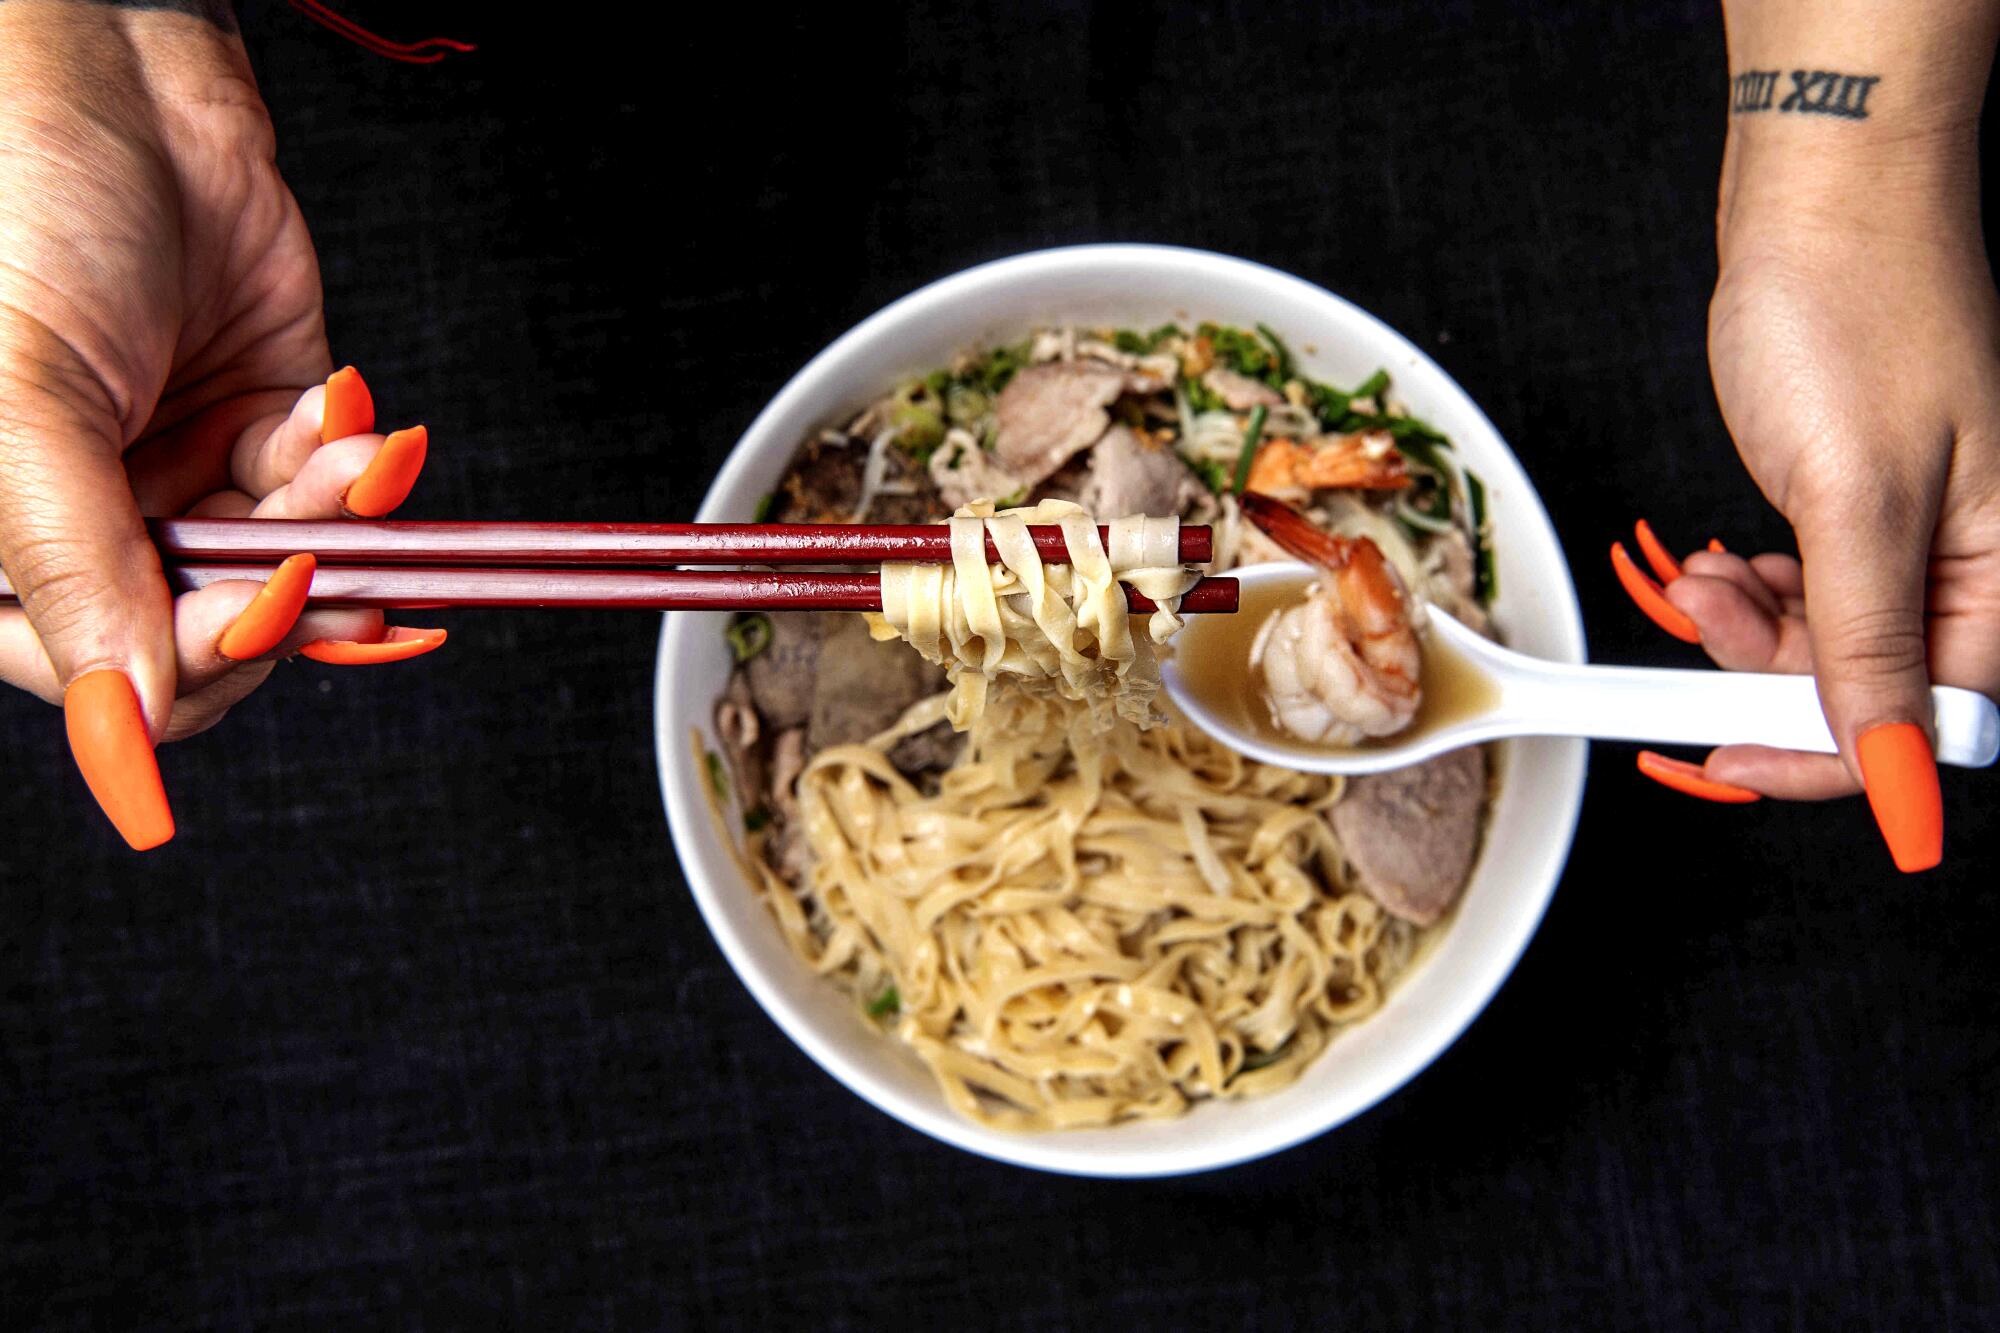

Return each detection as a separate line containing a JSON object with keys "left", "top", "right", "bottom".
{"left": 1172, "top": 570, "right": 1497, "bottom": 754}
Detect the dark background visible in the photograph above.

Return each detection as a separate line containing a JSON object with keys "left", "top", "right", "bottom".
{"left": 3, "top": 2, "right": 1995, "bottom": 1327}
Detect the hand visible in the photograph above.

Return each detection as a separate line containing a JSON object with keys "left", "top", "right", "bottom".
{"left": 0, "top": 5, "right": 440, "bottom": 850}
{"left": 1624, "top": 121, "right": 2000, "bottom": 871}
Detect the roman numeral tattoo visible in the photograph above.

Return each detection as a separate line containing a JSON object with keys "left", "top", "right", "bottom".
{"left": 1732, "top": 69, "right": 1879, "bottom": 120}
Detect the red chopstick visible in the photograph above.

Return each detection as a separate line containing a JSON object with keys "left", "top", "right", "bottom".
{"left": 0, "top": 564, "right": 1239, "bottom": 614}
{"left": 140, "top": 519, "right": 1214, "bottom": 567}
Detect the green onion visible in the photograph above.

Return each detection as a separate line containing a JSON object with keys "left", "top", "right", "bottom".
{"left": 1467, "top": 470, "right": 1495, "bottom": 604}
{"left": 1188, "top": 456, "right": 1230, "bottom": 494}
{"left": 725, "top": 613, "right": 773, "bottom": 662}
{"left": 867, "top": 985, "right": 901, "bottom": 1018}
{"left": 995, "top": 488, "right": 1027, "bottom": 509}
{"left": 1183, "top": 376, "right": 1225, "bottom": 415}
{"left": 1255, "top": 323, "right": 1296, "bottom": 382}
{"left": 705, "top": 750, "right": 728, "bottom": 800}
{"left": 751, "top": 491, "right": 777, "bottom": 523}
{"left": 1351, "top": 368, "right": 1390, "bottom": 401}
{"left": 1231, "top": 405, "right": 1268, "bottom": 495}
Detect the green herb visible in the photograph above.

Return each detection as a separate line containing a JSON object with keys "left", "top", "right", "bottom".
{"left": 996, "top": 488, "right": 1027, "bottom": 509}
{"left": 1466, "top": 470, "right": 1496, "bottom": 604}
{"left": 1351, "top": 368, "right": 1391, "bottom": 401}
{"left": 922, "top": 368, "right": 952, "bottom": 398}
{"left": 1304, "top": 379, "right": 1352, "bottom": 430}
{"left": 1231, "top": 405, "right": 1268, "bottom": 495}
{"left": 705, "top": 750, "right": 727, "bottom": 800}
{"left": 867, "top": 985, "right": 901, "bottom": 1018}
{"left": 890, "top": 397, "right": 945, "bottom": 460}
{"left": 744, "top": 806, "right": 771, "bottom": 833}
{"left": 1197, "top": 321, "right": 1282, "bottom": 386}
{"left": 1255, "top": 323, "right": 1296, "bottom": 382}
{"left": 944, "top": 384, "right": 989, "bottom": 426}
{"left": 751, "top": 491, "right": 777, "bottom": 523}
{"left": 967, "top": 340, "right": 1031, "bottom": 394}
{"left": 1113, "top": 322, "right": 1183, "bottom": 355}
{"left": 725, "top": 613, "right": 773, "bottom": 662}
{"left": 1187, "top": 456, "right": 1231, "bottom": 494}
{"left": 1183, "top": 376, "right": 1225, "bottom": 415}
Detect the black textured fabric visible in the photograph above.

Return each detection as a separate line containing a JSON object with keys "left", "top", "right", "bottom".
{"left": 3, "top": 3, "right": 1995, "bottom": 1327}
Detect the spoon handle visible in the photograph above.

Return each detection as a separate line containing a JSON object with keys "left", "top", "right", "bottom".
{"left": 1498, "top": 660, "right": 2000, "bottom": 768}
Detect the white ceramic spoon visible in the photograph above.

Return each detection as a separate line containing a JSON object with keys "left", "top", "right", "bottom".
{"left": 1163, "top": 561, "right": 2000, "bottom": 777}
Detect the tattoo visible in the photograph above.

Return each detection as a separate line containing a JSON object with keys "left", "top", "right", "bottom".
{"left": 1731, "top": 69, "right": 1880, "bottom": 120}
{"left": 0, "top": 1, "right": 238, "bottom": 31}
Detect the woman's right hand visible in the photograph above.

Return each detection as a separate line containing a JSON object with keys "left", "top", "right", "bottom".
{"left": 0, "top": 2, "right": 441, "bottom": 850}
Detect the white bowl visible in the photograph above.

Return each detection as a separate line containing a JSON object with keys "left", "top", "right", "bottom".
{"left": 655, "top": 244, "right": 1586, "bottom": 1177}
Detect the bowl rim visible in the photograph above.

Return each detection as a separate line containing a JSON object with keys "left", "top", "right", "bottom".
{"left": 655, "top": 242, "right": 1587, "bottom": 1177}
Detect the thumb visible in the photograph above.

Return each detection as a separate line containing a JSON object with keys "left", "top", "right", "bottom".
{"left": 0, "top": 357, "right": 176, "bottom": 850}
{"left": 1794, "top": 484, "right": 1943, "bottom": 873}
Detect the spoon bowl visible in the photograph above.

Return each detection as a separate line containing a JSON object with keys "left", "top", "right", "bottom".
{"left": 1163, "top": 561, "right": 2000, "bottom": 776}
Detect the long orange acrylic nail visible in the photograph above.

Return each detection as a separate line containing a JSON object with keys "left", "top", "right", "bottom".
{"left": 1707, "top": 538, "right": 1727, "bottom": 554}
{"left": 1610, "top": 541, "right": 1700, "bottom": 643}
{"left": 1856, "top": 722, "right": 1943, "bottom": 873}
{"left": 300, "top": 626, "right": 447, "bottom": 664}
{"left": 1635, "top": 750, "right": 1760, "bottom": 804}
{"left": 342, "top": 425, "right": 427, "bottom": 517}
{"left": 1633, "top": 518, "right": 1681, "bottom": 583}
{"left": 321, "top": 366, "right": 375, "bottom": 444}
{"left": 217, "top": 554, "right": 316, "bottom": 661}
{"left": 64, "top": 670, "right": 174, "bottom": 850}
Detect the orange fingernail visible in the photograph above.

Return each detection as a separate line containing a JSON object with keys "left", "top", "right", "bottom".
{"left": 321, "top": 365, "right": 375, "bottom": 443}
{"left": 342, "top": 425, "right": 427, "bottom": 517}
{"left": 217, "top": 553, "right": 316, "bottom": 661}
{"left": 1610, "top": 541, "right": 1699, "bottom": 643}
{"left": 64, "top": 670, "right": 174, "bottom": 850}
{"left": 300, "top": 626, "right": 447, "bottom": 664}
{"left": 1708, "top": 538, "right": 1727, "bottom": 554}
{"left": 1633, "top": 518, "right": 1681, "bottom": 583}
{"left": 1856, "top": 722, "right": 1943, "bottom": 873}
{"left": 1635, "top": 750, "right": 1760, "bottom": 804}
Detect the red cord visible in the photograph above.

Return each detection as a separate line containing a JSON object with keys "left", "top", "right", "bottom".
{"left": 287, "top": 0, "right": 476, "bottom": 64}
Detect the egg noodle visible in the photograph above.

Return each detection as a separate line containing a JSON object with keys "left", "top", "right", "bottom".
{"left": 741, "top": 502, "right": 1416, "bottom": 1130}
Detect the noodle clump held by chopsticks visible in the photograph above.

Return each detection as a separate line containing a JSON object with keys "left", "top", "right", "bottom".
{"left": 868, "top": 499, "right": 1199, "bottom": 731}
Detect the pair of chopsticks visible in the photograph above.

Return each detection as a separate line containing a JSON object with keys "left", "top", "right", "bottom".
{"left": 0, "top": 519, "right": 1240, "bottom": 614}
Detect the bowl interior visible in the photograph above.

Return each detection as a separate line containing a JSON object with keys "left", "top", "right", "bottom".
{"left": 656, "top": 245, "right": 1585, "bottom": 1177}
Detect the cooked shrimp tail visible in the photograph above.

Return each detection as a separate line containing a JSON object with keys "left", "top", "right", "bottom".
{"left": 1241, "top": 493, "right": 1424, "bottom": 746}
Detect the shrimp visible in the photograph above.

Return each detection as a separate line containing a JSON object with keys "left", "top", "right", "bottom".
{"left": 1245, "top": 430, "right": 1410, "bottom": 497}
{"left": 1239, "top": 492, "right": 1422, "bottom": 745}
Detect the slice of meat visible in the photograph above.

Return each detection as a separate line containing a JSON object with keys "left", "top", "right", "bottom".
{"left": 808, "top": 614, "right": 959, "bottom": 771}
{"left": 1204, "top": 367, "right": 1284, "bottom": 410}
{"left": 1327, "top": 746, "right": 1487, "bottom": 926}
{"left": 992, "top": 361, "right": 1126, "bottom": 486}
{"left": 1077, "top": 425, "right": 1206, "bottom": 519}
{"left": 775, "top": 436, "right": 865, "bottom": 522}
{"left": 743, "top": 613, "right": 824, "bottom": 731}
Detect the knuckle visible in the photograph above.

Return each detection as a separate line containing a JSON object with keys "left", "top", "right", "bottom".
{"left": 1814, "top": 604, "right": 1929, "bottom": 680}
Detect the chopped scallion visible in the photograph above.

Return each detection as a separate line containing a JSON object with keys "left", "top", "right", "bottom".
{"left": 1231, "top": 405, "right": 1268, "bottom": 495}
{"left": 867, "top": 985, "right": 900, "bottom": 1018}
{"left": 725, "top": 613, "right": 773, "bottom": 662}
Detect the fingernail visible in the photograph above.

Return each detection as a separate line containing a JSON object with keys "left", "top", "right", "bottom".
{"left": 217, "top": 554, "right": 316, "bottom": 661}
{"left": 342, "top": 425, "right": 427, "bottom": 517}
{"left": 1635, "top": 750, "right": 1760, "bottom": 804}
{"left": 64, "top": 670, "right": 174, "bottom": 850}
{"left": 321, "top": 365, "right": 375, "bottom": 444}
{"left": 1707, "top": 538, "right": 1727, "bottom": 554}
{"left": 1856, "top": 722, "right": 1943, "bottom": 873}
{"left": 1633, "top": 518, "right": 1681, "bottom": 583}
{"left": 299, "top": 626, "right": 447, "bottom": 664}
{"left": 1610, "top": 542, "right": 1699, "bottom": 643}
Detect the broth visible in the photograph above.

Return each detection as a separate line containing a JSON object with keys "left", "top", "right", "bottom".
{"left": 1171, "top": 571, "right": 1497, "bottom": 753}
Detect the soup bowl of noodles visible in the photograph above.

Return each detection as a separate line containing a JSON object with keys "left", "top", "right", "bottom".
{"left": 656, "top": 244, "right": 1585, "bottom": 1176}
